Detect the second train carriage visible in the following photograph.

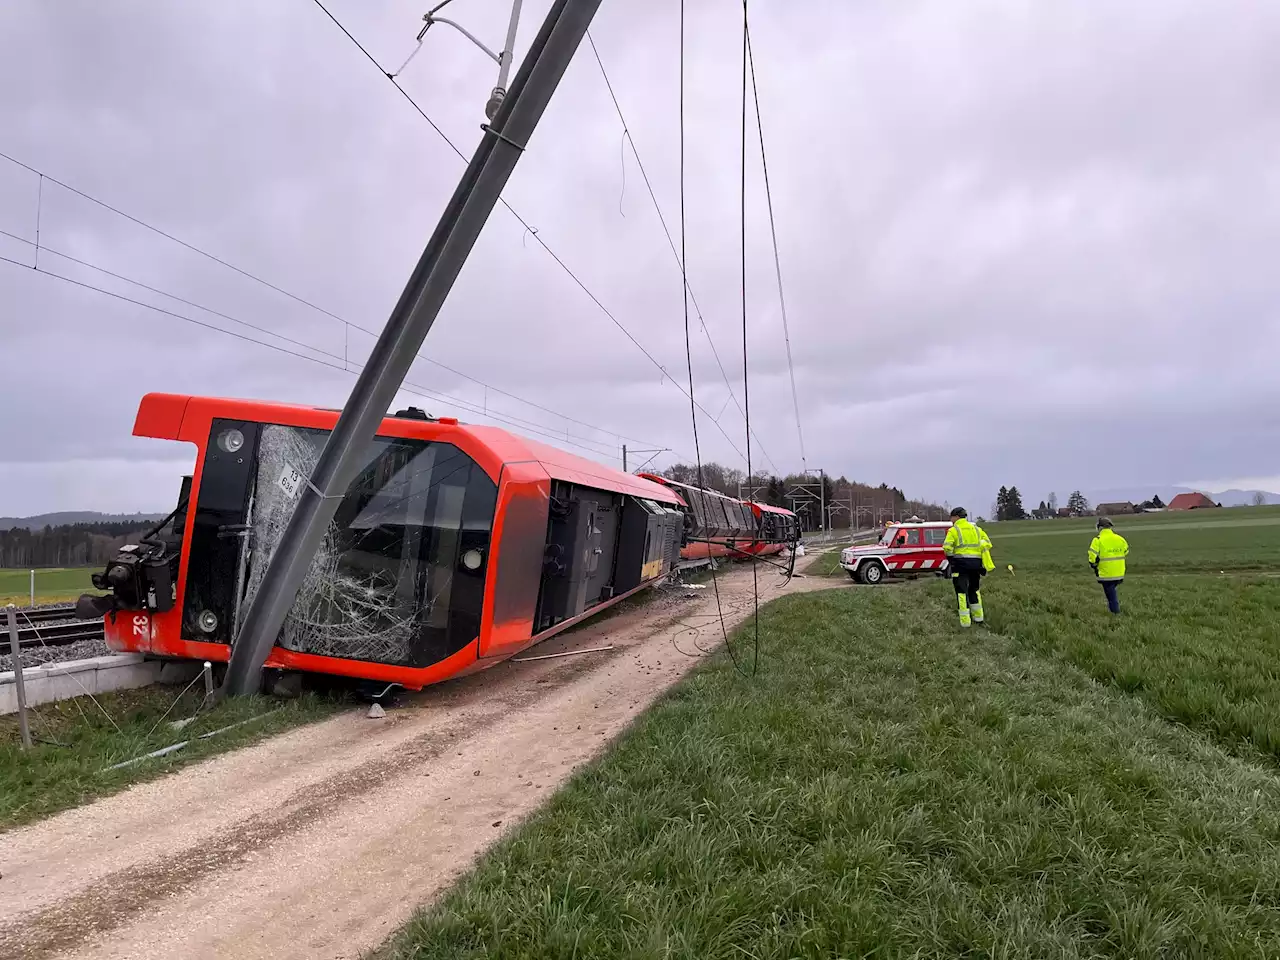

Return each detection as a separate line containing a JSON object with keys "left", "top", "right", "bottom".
{"left": 637, "top": 473, "right": 799, "bottom": 561}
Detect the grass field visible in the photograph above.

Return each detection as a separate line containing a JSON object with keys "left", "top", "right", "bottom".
{"left": 0, "top": 566, "right": 98, "bottom": 605}
{"left": 0, "top": 686, "right": 343, "bottom": 831}
{"left": 381, "top": 507, "right": 1280, "bottom": 958}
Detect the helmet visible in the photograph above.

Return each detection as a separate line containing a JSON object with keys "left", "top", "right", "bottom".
{"left": 950, "top": 507, "right": 967, "bottom": 519}
{"left": 1096, "top": 517, "right": 1114, "bottom": 529}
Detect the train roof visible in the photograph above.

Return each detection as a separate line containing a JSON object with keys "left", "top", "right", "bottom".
{"left": 637, "top": 473, "right": 738, "bottom": 500}
{"left": 638, "top": 473, "right": 797, "bottom": 517}
{"left": 750, "top": 501, "right": 794, "bottom": 515}
{"left": 132, "top": 393, "right": 682, "bottom": 505}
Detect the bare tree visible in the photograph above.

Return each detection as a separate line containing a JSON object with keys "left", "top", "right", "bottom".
{"left": 1252, "top": 491, "right": 1267, "bottom": 507}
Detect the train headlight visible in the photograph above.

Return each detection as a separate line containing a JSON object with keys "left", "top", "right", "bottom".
{"left": 461, "top": 549, "right": 484, "bottom": 572}
{"left": 215, "top": 428, "right": 245, "bottom": 454}
{"left": 197, "top": 609, "right": 219, "bottom": 634}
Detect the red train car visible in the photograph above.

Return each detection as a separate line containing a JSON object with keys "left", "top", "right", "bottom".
{"left": 746, "top": 502, "right": 796, "bottom": 557}
{"left": 82, "top": 394, "right": 685, "bottom": 693}
{"left": 636, "top": 474, "right": 797, "bottom": 561}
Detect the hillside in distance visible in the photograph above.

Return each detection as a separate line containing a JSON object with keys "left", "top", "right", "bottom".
{"left": 0, "top": 511, "right": 166, "bottom": 531}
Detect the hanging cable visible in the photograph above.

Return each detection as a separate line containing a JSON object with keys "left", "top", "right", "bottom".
{"left": 307, "top": 0, "right": 754, "bottom": 467}
{"left": 0, "top": 149, "right": 671, "bottom": 456}
{"left": 0, "top": 253, "right": 644, "bottom": 462}
{"left": 740, "top": 0, "right": 759, "bottom": 676}
{"left": 745, "top": 27, "right": 807, "bottom": 472}
{"left": 586, "top": 30, "right": 779, "bottom": 475}
{"left": 678, "top": 0, "right": 744, "bottom": 678}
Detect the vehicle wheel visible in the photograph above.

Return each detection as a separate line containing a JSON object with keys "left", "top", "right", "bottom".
{"left": 848, "top": 568, "right": 861, "bottom": 582}
{"left": 862, "top": 561, "right": 886, "bottom": 585}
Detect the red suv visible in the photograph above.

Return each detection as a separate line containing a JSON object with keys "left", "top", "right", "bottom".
{"left": 839, "top": 521, "right": 952, "bottom": 584}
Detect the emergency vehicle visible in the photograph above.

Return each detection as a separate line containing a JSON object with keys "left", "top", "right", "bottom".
{"left": 839, "top": 520, "right": 953, "bottom": 584}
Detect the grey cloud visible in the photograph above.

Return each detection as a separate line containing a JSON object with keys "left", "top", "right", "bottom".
{"left": 2, "top": 0, "right": 1278, "bottom": 518}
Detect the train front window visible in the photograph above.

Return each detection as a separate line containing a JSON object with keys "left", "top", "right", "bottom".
{"left": 239, "top": 424, "right": 497, "bottom": 667}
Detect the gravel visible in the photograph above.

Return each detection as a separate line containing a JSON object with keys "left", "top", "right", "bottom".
{"left": 0, "top": 636, "right": 110, "bottom": 674}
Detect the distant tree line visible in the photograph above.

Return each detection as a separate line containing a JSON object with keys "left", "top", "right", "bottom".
{"left": 0, "top": 521, "right": 153, "bottom": 568}
{"left": 657, "top": 463, "right": 944, "bottom": 531}
{"left": 1000, "top": 489, "right": 1187, "bottom": 520}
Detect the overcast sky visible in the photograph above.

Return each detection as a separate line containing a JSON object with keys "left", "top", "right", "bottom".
{"left": 2, "top": 0, "right": 1279, "bottom": 518}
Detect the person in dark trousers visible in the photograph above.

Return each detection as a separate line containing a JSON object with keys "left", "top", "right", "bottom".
{"left": 1089, "top": 517, "right": 1129, "bottom": 614}
{"left": 942, "top": 507, "right": 988, "bottom": 627}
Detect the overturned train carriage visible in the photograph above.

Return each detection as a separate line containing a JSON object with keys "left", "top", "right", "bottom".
{"left": 637, "top": 474, "right": 798, "bottom": 561}
{"left": 88, "top": 393, "right": 685, "bottom": 691}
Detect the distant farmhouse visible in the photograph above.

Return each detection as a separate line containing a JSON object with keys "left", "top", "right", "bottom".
{"left": 1167, "top": 492, "right": 1220, "bottom": 511}
{"left": 1095, "top": 501, "right": 1136, "bottom": 516}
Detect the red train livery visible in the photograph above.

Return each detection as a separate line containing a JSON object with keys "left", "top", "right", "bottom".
{"left": 82, "top": 393, "right": 797, "bottom": 694}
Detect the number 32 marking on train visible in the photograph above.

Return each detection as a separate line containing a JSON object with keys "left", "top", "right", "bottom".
{"left": 133, "top": 614, "right": 150, "bottom": 637}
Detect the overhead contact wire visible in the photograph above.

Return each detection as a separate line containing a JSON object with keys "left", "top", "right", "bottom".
{"left": 740, "top": 0, "right": 759, "bottom": 676}
{"left": 745, "top": 28, "right": 806, "bottom": 471}
{"left": 677, "top": 0, "right": 739, "bottom": 676}
{"left": 585, "top": 31, "right": 778, "bottom": 474}
{"left": 0, "top": 148, "right": 671, "bottom": 456}
{"left": 307, "top": 0, "right": 753, "bottom": 467}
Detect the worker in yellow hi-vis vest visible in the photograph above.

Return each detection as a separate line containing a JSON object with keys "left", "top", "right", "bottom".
{"left": 1089, "top": 517, "right": 1129, "bottom": 614}
{"left": 942, "top": 507, "right": 988, "bottom": 627}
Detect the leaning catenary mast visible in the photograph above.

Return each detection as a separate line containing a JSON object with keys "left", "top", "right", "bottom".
{"left": 223, "top": 0, "right": 604, "bottom": 696}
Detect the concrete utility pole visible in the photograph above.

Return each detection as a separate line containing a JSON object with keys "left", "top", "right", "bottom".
{"left": 223, "top": 0, "right": 604, "bottom": 697}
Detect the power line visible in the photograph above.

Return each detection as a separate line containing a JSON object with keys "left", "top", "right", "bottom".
{"left": 306, "top": 0, "right": 757, "bottom": 468}
{"left": 745, "top": 27, "right": 806, "bottom": 472}
{"left": 677, "top": 0, "right": 741, "bottom": 678}
{"left": 585, "top": 29, "right": 779, "bottom": 475}
{"left": 739, "top": 0, "right": 759, "bottom": 676}
{"left": 0, "top": 253, "right": 635, "bottom": 462}
{"left": 0, "top": 148, "right": 671, "bottom": 455}
{"left": 0, "top": 228, "right": 634, "bottom": 456}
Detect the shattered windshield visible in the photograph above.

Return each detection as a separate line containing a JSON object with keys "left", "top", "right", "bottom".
{"left": 239, "top": 423, "right": 497, "bottom": 667}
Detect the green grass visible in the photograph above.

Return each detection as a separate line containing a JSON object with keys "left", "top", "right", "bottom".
{"left": 803, "top": 548, "right": 844, "bottom": 577}
{"left": 991, "top": 574, "right": 1280, "bottom": 761}
{"left": 378, "top": 507, "right": 1280, "bottom": 959}
{"left": 1, "top": 685, "right": 344, "bottom": 831}
{"left": 379, "top": 586, "right": 1280, "bottom": 959}
{"left": 0, "top": 566, "right": 98, "bottom": 605}
{"left": 992, "top": 510, "right": 1280, "bottom": 574}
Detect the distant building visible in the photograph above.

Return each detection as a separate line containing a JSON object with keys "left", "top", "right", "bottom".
{"left": 1056, "top": 507, "right": 1072, "bottom": 518}
{"left": 1095, "top": 502, "right": 1136, "bottom": 516}
{"left": 1167, "top": 492, "right": 1219, "bottom": 511}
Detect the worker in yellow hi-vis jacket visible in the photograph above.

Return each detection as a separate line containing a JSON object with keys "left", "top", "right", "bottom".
{"left": 943, "top": 507, "right": 988, "bottom": 627}
{"left": 1089, "top": 517, "right": 1129, "bottom": 614}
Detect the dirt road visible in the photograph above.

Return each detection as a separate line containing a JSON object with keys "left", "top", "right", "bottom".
{"left": 0, "top": 565, "right": 839, "bottom": 960}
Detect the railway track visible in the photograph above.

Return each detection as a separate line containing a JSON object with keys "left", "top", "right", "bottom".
{"left": 9, "top": 603, "right": 79, "bottom": 625}
{"left": 2, "top": 604, "right": 106, "bottom": 651}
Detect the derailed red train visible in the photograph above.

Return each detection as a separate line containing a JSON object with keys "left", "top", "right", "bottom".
{"left": 639, "top": 474, "right": 797, "bottom": 561}
{"left": 82, "top": 394, "right": 797, "bottom": 694}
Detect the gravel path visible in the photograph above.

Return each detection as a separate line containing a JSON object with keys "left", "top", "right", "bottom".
{"left": 0, "top": 566, "right": 841, "bottom": 960}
